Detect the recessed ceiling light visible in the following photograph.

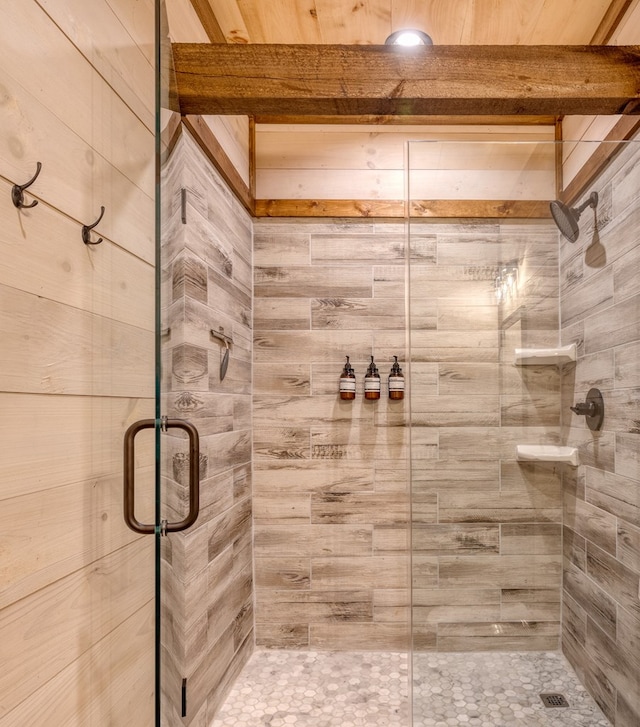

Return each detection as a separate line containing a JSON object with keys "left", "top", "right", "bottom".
{"left": 385, "top": 29, "right": 433, "bottom": 46}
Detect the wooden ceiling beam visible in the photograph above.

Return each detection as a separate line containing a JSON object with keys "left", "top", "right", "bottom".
{"left": 188, "top": 0, "right": 227, "bottom": 43}
{"left": 172, "top": 44, "right": 640, "bottom": 117}
{"left": 253, "top": 114, "right": 558, "bottom": 126}
{"left": 590, "top": 0, "right": 636, "bottom": 44}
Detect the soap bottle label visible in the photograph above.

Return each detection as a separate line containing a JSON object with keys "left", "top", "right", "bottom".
{"left": 340, "top": 378, "right": 356, "bottom": 393}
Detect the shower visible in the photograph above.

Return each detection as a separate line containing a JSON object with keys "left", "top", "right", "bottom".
{"left": 549, "top": 190, "right": 599, "bottom": 242}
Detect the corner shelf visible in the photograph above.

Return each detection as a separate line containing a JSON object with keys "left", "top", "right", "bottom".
{"left": 516, "top": 444, "right": 579, "bottom": 467}
{"left": 514, "top": 343, "right": 576, "bottom": 366}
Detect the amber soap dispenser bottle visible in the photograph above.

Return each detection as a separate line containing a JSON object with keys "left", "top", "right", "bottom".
{"left": 388, "top": 356, "right": 405, "bottom": 400}
{"left": 339, "top": 356, "right": 356, "bottom": 400}
{"left": 364, "top": 355, "right": 381, "bottom": 400}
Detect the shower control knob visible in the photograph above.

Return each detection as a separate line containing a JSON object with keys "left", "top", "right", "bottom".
{"left": 570, "top": 402, "right": 596, "bottom": 416}
{"left": 570, "top": 388, "right": 604, "bottom": 431}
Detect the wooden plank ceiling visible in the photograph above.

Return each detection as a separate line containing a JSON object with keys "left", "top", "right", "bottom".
{"left": 187, "top": 0, "right": 629, "bottom": 46}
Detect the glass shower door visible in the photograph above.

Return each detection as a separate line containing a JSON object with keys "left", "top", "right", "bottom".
{"left": 118, "top": 3, "right": 203, "bottom": 724}
{"left": 407, "top": 139, "right": 564, "bottom": 726}
{"left": 407, "top": 138, "right": 640, "bottom": 726}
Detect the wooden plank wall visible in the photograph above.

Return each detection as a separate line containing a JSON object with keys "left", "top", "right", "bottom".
{"left": 256, "top": 124, "right": 557, "bottom": 204}
{"left": 0, "top": 1, "right": 156, "bottom": 724}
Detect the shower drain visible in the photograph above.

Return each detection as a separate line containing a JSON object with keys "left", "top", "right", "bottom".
{"left": 540, "top": 693, "right": 570, "bottom": 708}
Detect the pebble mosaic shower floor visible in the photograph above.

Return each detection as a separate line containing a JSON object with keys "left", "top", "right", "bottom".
{"left": 211, "top": 650, "right": 610, "bottom": 727}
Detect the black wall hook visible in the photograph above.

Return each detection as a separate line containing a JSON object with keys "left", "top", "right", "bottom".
{"left": 82, "top": 206, "right": 105, "bottom": 245}
{"left": 12, "top": 162, "right": 42, "bottom": 209}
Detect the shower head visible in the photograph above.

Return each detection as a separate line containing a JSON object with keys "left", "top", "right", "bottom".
{"left": 549, "top": 191, "right": 598, "bottom": 243}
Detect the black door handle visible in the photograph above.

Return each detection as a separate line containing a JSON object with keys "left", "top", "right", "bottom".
{"left": 123, "top": 418, "right": 200, "bottom": 535}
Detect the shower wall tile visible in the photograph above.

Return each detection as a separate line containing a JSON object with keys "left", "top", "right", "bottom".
{"left": 161, "top": 129, "right": 253, "bottom": 723}
{"left": 413, "top": 524, "right": 500, "bottom": 554}
{"left": 439, "top": 492, "right": 560, "bottom": 523}
{"left": 254, "top": 217, "right": 563, "bottom": 654}
{"left": 500, "top": 524, "right": 562, "bottom": 555}
{"left": 254, "top": 266, "right": 372, "bottom": 298}
{"left": 560, "top": 138, "right": 640, "bottom": 727}
{"left": 311, "top": 233, "right": 408, "bottom": 263}
{"left": 412, "top": 460, "right": 500, "bottom": 491}
{"left": 437, "top": 621, "right": 559, "bottom": 652}
{"left": 253, "top": 299, "right": 311, "bottom": 331}
{"left": 309, "top": 622, "right": 410, "bottom": 650}
{"left": 617, "top": 521, "right": 640, "bottom": 573}
{"left": 311, "top": 297, "right": 405, "bottom": 330}
{"left": 500, "top": 587, "right": 560, "bottom": 621}
{"left": 439, "top": 555, "right": 562, "bottom": 589}
{"left": 253, "top": 219, "right": 411, "bottom": 649}
{"left": 253, "top": 232, "right": 310, "bottom": 266}
{"left": 564, "top": 492, "right": 618, "bottom": 554}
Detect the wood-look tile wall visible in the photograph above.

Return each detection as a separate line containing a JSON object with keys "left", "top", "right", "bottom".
{"left": 253, "top": 220, "right": 411, "bottom": 651}
{"left": 409, "top": 219, "right": 563, "bottom": 652}
{"left": 161, "top": 128, "right": 254, "bottom": 725}
{"left": 0, "top": 1, "right": 156, "bottom": 724}
{"left": 253, "top": 215, "right": 562, "bottom": 652}
{"left": 560, "top": 139, "right": 640, "bottom": 726}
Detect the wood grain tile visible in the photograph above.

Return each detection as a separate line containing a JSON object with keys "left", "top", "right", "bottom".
{"left": 615, "top": 340, "right": 640, "bottom": 390}
{"left": 254, "top": 266, "right": 372, "bottom": 298}
{"left": 312, "top": 556, "right": 408, "bottom": 589}
{"left": 309, "top": 623, "right": 409, "bottom": 650}
{"left": 254, "top": 524, "right": 373, "bottom": 557}
{"left": 311, "top": 233, "right": 411, "bottom": 265}
{"left": 564, "top": 492, "right": 617, "bottom": 555}
{"left": 438, "top": 363, "right": 499, "bottom": 393}
{"left": 501, "top": 524, "right": 561, "bottom": 554}
{"left": 253, "top": 394, "right": 373, "bottom": 427}
{"left": 311, "top": 492, "right": 411, "bottom": 525}
{"left": 253, "top": 231, "right": 310, "bottom": 266}
{"left": 437, "top": 302, "right": 497, "bottom": 330}
{"left": 411, "top": 460, "right": 499, "bottom": 492}
{"left": 253, "top": 427, "right": 310, "bottom": 460}
{"left": 412, "top": 331, "right": 499, "bottom": 363}
{"left": 584, "top": 292, "right": 640, "bottom": 354}
{"left": 255, "top": 590, "right": 373, "bottom": 623}
{"left": 253, "top": 363, "right": 310, "bottom": 395}
{"left": 253, "top": 330, "right": 373, "bottom": 364}
{"left": 253, "top": 494, "right": 310, "bottom": 524}
{"left": 255, "top": 624, "right": 309, "bottom": 648}
{"left": 372, "top": 526, "right": 409, "bottom": 555}
{"left": 616, "top": 432, "right": 640, "bottom": 480}
{"left": 439, "top": 555, "right": 561, "bottom": 589}
{"left": 586, "top": 467, "right": 640, "bottom": 529}
{"left": 311, "top": 297, "right": 405, "bottom": 330}
{"left": 561, "top": 266, "right": 614, "bottom": 328}
{"left": 500, "top": 394, "right": 560, "bottom": 427}
{"left": 415, "top": 599, "right": 500, "bottom": 624}
{"left": 413, "top": 524, "right": 499, "bottom": 554}
{"left": 437, "top": 621, "right": 559, "bottom": 652}
{"left": 412, "top": 395, "right": 500, "bottom": 427}
{"left": 254, "top": 558, "right": 310, "bottom": 589}
{"left": 253, "top": 461, "right": 374, "bottom": 493}
{"left": 501, "top": 588, "right": 560, "bottom": 621}
{"left": 587, "top": 542, "right": 640, "bottom": 620}
{"left": 440, "top": 492, "right": 560, "bottom": 523}
{"left": 253, "top": 298, "right": 310, "bottom": 330}
{"left": 618, "top": 520, "right": 640, "bottom": 575}
{"left": 372, "top": 265, "right": 404, "bottom": 299}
